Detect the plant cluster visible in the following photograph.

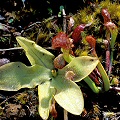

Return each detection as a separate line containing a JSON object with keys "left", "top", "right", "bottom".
{"left": 0, "top": 0, "right": 119, "bottom": 120}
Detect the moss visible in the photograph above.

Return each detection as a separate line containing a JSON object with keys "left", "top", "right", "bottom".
{"left": 73, "top": 0, "right": 120, "bottom": 33}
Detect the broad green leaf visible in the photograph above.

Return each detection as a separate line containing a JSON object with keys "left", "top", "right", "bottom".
{"left": 16, "top": 36, "right": 55, "bottom": 69}
{"left": 51, "top": 76, "right": 84, "bottom": 115}
{"left": 0, "top": 62, "right": 51, "bottom": 91}
{"left": 38, "top": 82, "right": 55, "bottom": 120}
{"left": 58, "top": 56, "right": 99, "bottom": 82}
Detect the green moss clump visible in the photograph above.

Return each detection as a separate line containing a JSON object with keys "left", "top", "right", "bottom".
{"left": 73, "top": 0, "right": 120, "bottom": 32}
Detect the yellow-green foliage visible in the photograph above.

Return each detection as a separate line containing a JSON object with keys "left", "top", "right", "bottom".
{"left": 73, "top": 0, "right": 120, "bottom": 31}
{"left": 100, "top": 0, "right": 120, "bottom": 21}
{"left": 16, "top": 93, "right": 28, "bottom": 104}
{"left": 73, "top": 7, "right": 95, "bottom": 26}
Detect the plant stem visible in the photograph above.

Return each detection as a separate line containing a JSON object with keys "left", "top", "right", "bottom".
{"left": 62, "top": 8, "right": 67, "bottom": 33}
{"left": 92, "top": 51, "right": 110, "bottom": 91}
{"left": 0, "top": 47, "right": 23, "bottom": 51}
{"left": 108, "top": 30, "right": 117, "bottom": 76}
{"left": 97, "top": 62, "right": 110, "bottom": 91}
{"left": 84, "top": 76, "right": 100, "bottom": 93}
{"left": 62, "top": 49, "right": 74, "bottom": 63}
{"left": 108, "top": 49, "right": 113, "bottom": 76}
{"left": 105, "top": 50, "right": 110, "bottom": 73}
{"left": 107, "top": 23, "right": 118, "bottom": 76}
{"left": 64, "top": 109, "right": 68, "bottom": 120}
{"left": 104, "top": 31, "right": 110, "bottom": 73}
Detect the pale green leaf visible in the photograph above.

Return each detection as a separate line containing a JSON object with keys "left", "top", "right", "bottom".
{"left": 38, "top": 82, "right": 55, "bottom": 120}
{"left": 16, "top": 36, "right": 55, "bottom": 69}
{"left": 0, "top": 62, "right": 51, "bottom": 91}
{"left": 58, "top": 56, "right": 99, "bottom": 82}
{"left": 51, "top": 77, "right": 84, "bottom": 115}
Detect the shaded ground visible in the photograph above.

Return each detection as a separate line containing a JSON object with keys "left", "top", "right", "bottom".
{"left": 0, "top": 0, "right": 120, "bottom": 120}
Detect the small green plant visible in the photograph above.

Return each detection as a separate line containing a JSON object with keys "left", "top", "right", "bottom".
{"left": 0, "top": 36, "right": 99, "bottom": 119}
